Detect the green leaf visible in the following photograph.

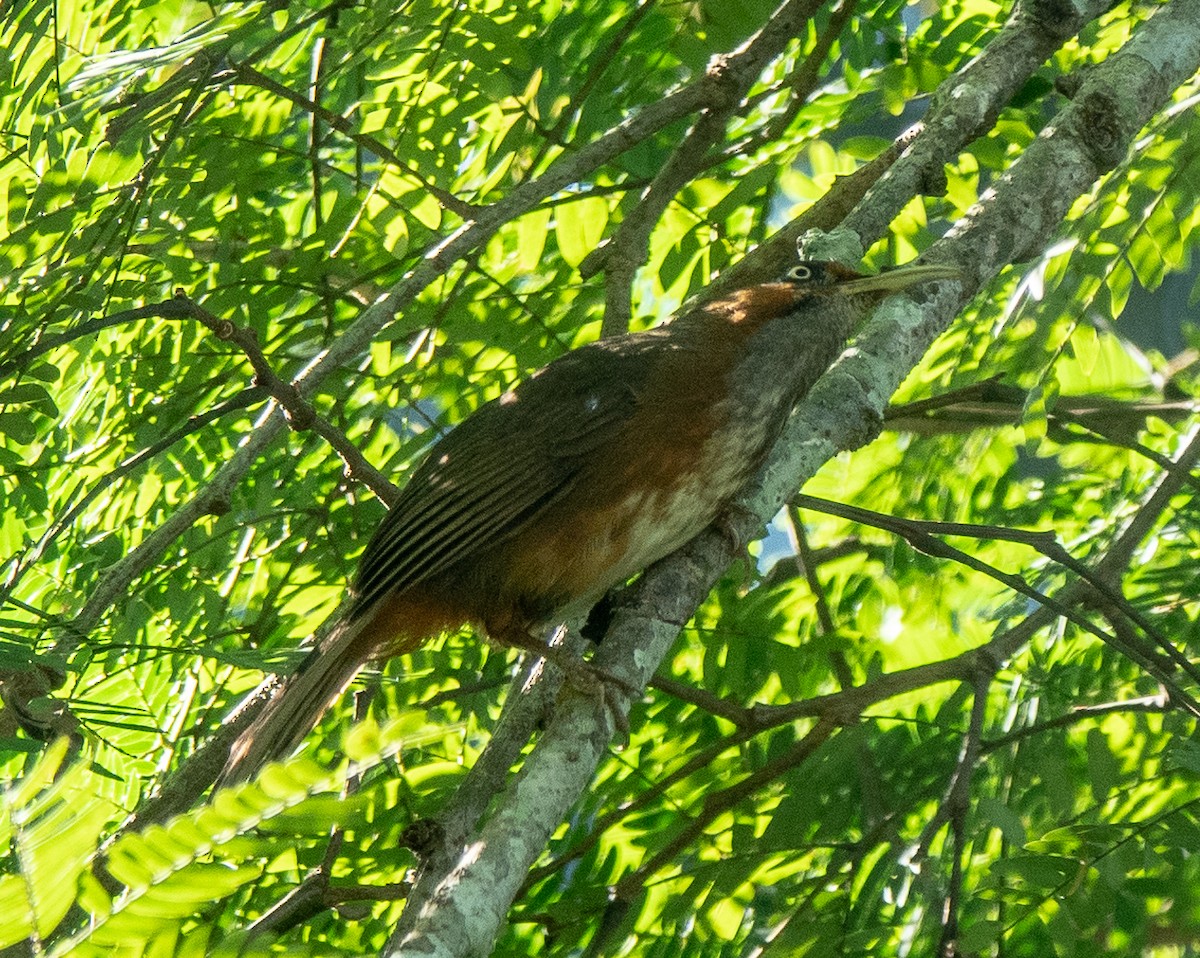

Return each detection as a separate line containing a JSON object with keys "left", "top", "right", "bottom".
{"left": 1106, "top": 258, "right": 1133, "bottom": 319}
{"left": 1069, "top": 320, "right": 1100, "bottom": 376}
{"left": 517, "top": 207, "right": 553, "bottom": 272}
{"left": 554, "top": 194, "right": 608, "bottom": 268}
{"left": 0, "top": 411, "right": 38, "bottom": 445}
{"left": 977, "top": 795, "right": 1027, "bottom": 847}
{"left": 1085, "top": 727, "right": 1121, "bottom": 803}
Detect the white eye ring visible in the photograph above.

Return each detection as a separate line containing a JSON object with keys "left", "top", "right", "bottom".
{"left": 786, "top": 264, "right": 813, "bottom": 282}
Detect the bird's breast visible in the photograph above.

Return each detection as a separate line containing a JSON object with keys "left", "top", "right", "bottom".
{"left": 492, "top": 406, "right": 777, "bottom": 620}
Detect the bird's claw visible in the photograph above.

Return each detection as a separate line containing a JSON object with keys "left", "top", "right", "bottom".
{"left": 559, "top": 659, "right": 635, "bottom": 743}
{"left": 502, "top": 627, "right": 638, "bottom": 741}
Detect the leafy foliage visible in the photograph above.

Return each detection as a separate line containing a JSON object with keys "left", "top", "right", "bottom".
{"left": 2, "top": 0, "right": 1200, "bottom": 955}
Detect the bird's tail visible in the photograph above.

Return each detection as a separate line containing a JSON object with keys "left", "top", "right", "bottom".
{"left": 220, "top": 615, "right": 370, "bottom": 787}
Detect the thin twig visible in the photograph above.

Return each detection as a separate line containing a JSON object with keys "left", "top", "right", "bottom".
{"left": 648, "top": 673, "right": 756, "bottom": 725}
{"left": 763, "top": 0, "right": 861, "bottom": 141}
{"left": 982, "top": 693, "right": 1169, "bottom": 751}
{"left": 525, "top": 0, "right": 659, "bottom": 171}
{"left": 234, "top": 64, "right": 477, "bottom": 219}
{"left": 915, "top": 674, "right": 992, "bottom": 956}
{"left": 171, "top": 293, "right": 400, "bottom": 505}
{"left": 1096, "top": 425, "right": 1200, "bottom": 579}
{"left": 607, "top": 717, "right": 837, "bottom": 900}
{"left": 885, "top": 381, "right": 1200, "bottom": 494}
{"left": 794, "top": 494, "right": 1200, "bottom": 704}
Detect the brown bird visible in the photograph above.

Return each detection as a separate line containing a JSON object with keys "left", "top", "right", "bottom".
{"left": 222, "top": 259, "right": 959, "bottom": 782}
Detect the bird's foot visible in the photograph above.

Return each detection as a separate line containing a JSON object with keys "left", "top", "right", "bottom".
{"left": 713, "top": 502, "right": 761, "bottom": 556}
{"left": 557, "top": 655, "right": 636, "bottom": 743}
{"left": 504, "top": 628, "right": 637, "bottom": 739}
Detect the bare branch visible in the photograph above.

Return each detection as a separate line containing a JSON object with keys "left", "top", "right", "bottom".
{"left": 172, "top": 294, "right": 400, "bottom": 505}
{"left": 983, "top": 693, "right": 1170, "bottom": 751}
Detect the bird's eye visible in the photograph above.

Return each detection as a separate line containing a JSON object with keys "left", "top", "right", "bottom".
{"left": 785, "top": 264, "right": 814, "bottom": 282}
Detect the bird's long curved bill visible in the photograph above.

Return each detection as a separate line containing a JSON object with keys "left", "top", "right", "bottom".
{"left": 836, "top": 262, "right": 963, "bottom": 295}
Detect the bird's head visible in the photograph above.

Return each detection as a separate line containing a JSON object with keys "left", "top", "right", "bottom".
{"left": 778, "top": 259, "right": 962, "bottom": 299}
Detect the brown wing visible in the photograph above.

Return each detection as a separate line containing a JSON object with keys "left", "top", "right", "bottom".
{"left": 349, "top": 335, "right": 667, "bottom": 616}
